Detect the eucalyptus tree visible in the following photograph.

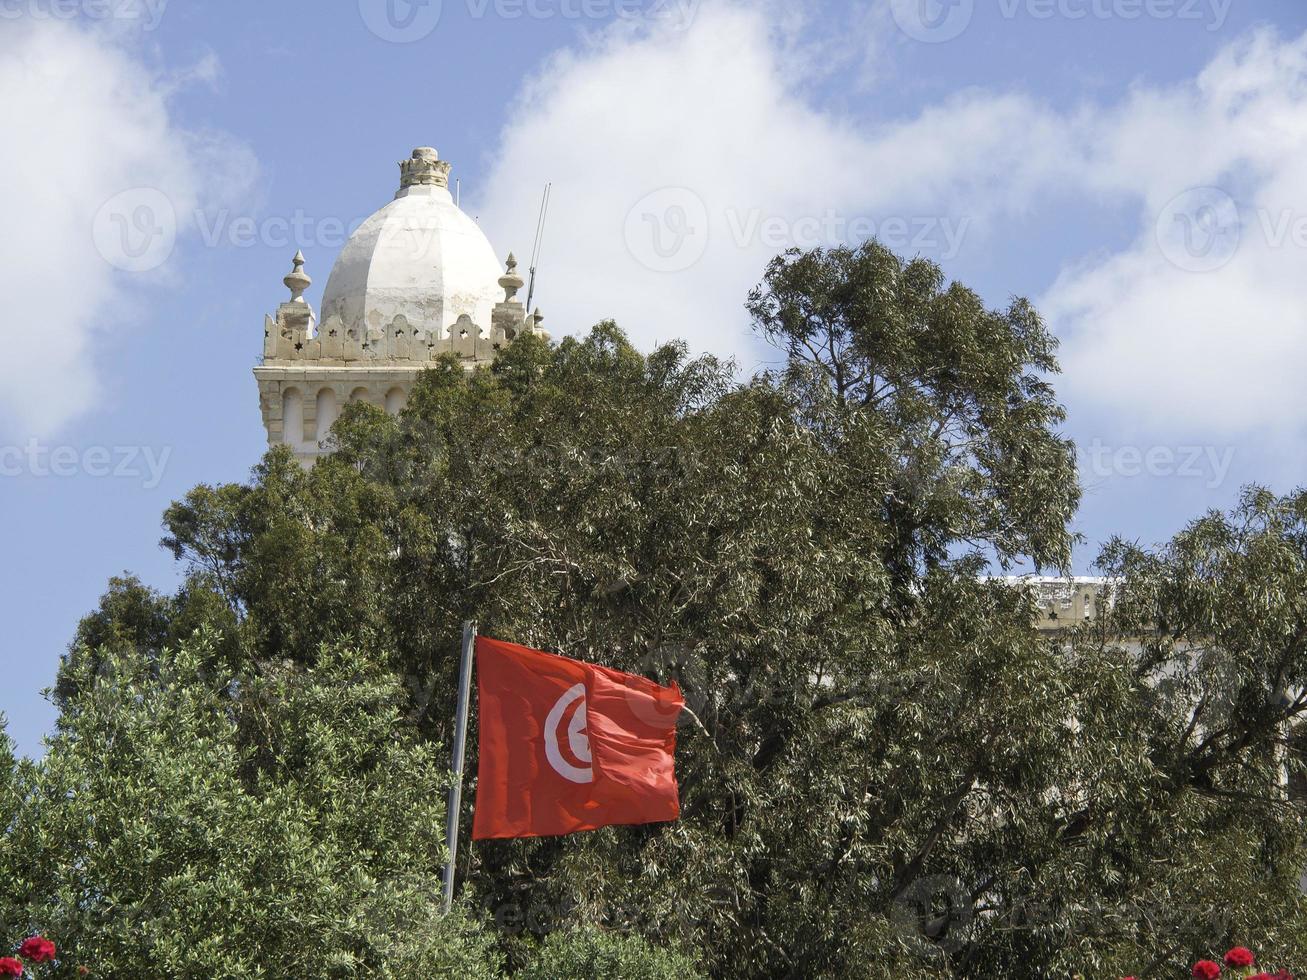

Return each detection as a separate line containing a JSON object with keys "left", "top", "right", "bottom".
{"left": 49, "top": 243, "right": 1307, "bottom": 976}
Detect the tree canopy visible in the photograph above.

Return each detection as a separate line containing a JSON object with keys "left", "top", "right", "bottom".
{"left": 9, "top": 241, "right": 1307, "bottom": 977}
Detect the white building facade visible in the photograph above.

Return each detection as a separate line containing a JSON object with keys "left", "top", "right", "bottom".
{"left": 255, "top": 147, "right": 545, "bottom": 464}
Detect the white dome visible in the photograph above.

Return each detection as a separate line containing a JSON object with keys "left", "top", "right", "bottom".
{"left": 319, "top": 148, "right": 503, "bottom": 337}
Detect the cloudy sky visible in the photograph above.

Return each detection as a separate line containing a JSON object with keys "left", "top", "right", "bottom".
{"left": 3, "top": 0, "right": 1306, "bottom": 755}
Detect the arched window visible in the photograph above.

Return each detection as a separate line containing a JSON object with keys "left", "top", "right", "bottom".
{"left": 315, "top": 388, "right": 338, "bottom": 444}
{"left": 350, "top": 387, "right": 371, "bottom": 404}
{"left": 385, "top": 386, "right": 408, "bottom": 415}
{"left": 281, "top": 388, "right": 303, "bottom": 447}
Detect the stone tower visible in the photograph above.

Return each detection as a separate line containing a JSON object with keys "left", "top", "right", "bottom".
{"left": 255, "top": 147, "right": 546, "bottom": 464}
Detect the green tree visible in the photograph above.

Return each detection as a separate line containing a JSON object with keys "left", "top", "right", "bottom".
{"left": 0, "top": 721, "right": 30, "bottom": 949}
{"left": 54, "top": 574, "right": 237, "bottom": 709}
{"left": 18, "top": 634, "right": 501, "bottom": 978}
{"left": 1040, "top": 487, "right": 1307, "bottom": 978}
{"left": 517, "top": 928, "right": 707, "bottom": 980}
{"left": 747, "top": 244, "right": 1078, "bottom": 583}
{"left": 52, "top": 243, "right": 1087, "bottom": 977}
{"left": 47, "top": 242, "right": 1307, "bottom": 977}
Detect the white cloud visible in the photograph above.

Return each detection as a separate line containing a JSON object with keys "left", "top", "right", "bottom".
{"left": 475, "top": 3, "right": 992, "bottom": 370}
{"left": 477, "top": 5, "right": 1307, "bottom": 455}
{"left": 0, "top": 18, "right": 254, "bottom": 439}
{"left": 1047, "top": 29, "right": 1307, "bottom": 446}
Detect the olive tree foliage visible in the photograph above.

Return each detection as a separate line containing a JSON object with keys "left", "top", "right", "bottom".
{"left": 0, "top": 723, "right": 26, "bottom": 944}
{"left": 1041, "top": 487, "right": 1307, "bottom": 979}
{"left": 50, "top": 242, "right": 1307, "bottom": 975}
{"left": 516, "top": 928, "right": 707, "bottom": 980}
{"left": 18, "top": 635, "right": 501, "bottom": 978}
{"left": 9, "top": 637, "right": 704, "bottom": 977}
{"left": 845, "top": 486, "right": 1307, "bottom": 979}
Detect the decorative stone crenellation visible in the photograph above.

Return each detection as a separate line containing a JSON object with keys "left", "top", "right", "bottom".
{"left": 254, "top": 146, "right": 552, "bottom": 466}
{"left": 1002, "top": 576, "right": 1117, "bottom": 631}
{"left": 398, "top": 146, "right": 452, "bottom": 191}
{"left": 256, "top": 247, "right": 548, "bottom": 466}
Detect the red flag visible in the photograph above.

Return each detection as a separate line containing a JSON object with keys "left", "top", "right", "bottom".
{"left": 472, "top": 636, "right": 684, "bottom": 840}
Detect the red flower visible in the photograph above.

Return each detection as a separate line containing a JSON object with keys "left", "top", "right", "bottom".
{"left": 1227, "top": 947, "right": 1257, "bottom": 969}
{"left": 1194, "top": 962, "right": 1223, "bottom": 980}
{"left": 1251, "top": 974, "right": 1274, "bottom": 980}
{"left": 0, "top": 958, "right": 22, "bottom": 978}
{"left": 17, "top": 937, "right": 55, "bottom": 964}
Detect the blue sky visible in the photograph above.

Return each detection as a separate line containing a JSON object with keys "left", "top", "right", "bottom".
{"left": 3, "top": 0, "right": 1307, "bottom": 757}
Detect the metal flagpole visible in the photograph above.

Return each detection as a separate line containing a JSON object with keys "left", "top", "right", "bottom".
{"left": 442, "top": 620, "right": 477, "bottom": 914}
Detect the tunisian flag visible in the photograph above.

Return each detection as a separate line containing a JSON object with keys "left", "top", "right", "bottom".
{"left": 472, "top": 636, "right": 684, "bottom": 840}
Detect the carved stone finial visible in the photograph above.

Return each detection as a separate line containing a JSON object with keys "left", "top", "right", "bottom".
{"left": 398, "top": 146, "right": 452, "bottom": 191}
{"left": 284, "top": 250, "right": 311, "bottom": 304}
{"left": 499, "top": 252, "right": 525, "bottom": 303}
{"left": 532, "top": 307, "right": 543, "bottom": 326}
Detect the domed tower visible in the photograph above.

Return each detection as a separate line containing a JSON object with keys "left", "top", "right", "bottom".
{"left": 255, "top": 147, "right": 546, "bottom": 465}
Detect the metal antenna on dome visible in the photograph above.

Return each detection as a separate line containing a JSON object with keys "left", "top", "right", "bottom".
{"left": 526, "top": 182, "right": 552, "bottom": 314}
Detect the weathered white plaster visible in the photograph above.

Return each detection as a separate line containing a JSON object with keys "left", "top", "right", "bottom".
{"left": 318, "top": 148, "right": 503, "bottom": 339}
{"left": 254, "top": 148, "right": 546, "bottom": 465}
